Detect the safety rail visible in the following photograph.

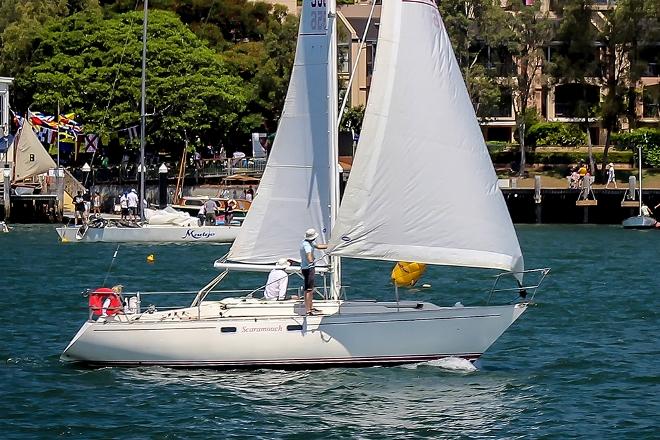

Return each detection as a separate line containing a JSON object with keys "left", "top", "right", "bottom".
{"left": 85, "top": 286, "right": 308, "bottom": 322}
{"left": 487, "top": 268, "right": 550, "bottom": 305}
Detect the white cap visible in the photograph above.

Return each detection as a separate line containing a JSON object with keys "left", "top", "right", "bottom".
{"left": 276, "top": 258, "right": 290, "bottom": 268}
{"left": 305, "top": 228, "right": 319, "bottom": 241}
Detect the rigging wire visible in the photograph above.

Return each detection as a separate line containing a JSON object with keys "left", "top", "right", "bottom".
{"left": 102, "top": 244, "right": 121, "bottom": 287}
{"left": 337, "top": 0, "right": 377, "bottom": 126}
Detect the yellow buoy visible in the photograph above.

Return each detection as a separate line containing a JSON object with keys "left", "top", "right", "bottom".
{"left": 61, "top": 237, "right": 70, "bottom": 243}
{"left": 391, "top": 261, "right": 426, "bottom": 287}
{"left": 146, "top": 254, "right": 155, "bottom": 264}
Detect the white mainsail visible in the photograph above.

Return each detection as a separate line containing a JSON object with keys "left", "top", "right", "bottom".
{"left": 6, "top": 122, "right": 57, "bottom": 181}
{"left": 329, "top": 0, "right": 523, "bottom": 274}
{"left": 228, "top": 0, "right": 334, "bottom": 264}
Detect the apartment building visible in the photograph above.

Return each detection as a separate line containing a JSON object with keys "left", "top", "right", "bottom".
{"left": 336, "top": 0, "right": 659, "bottom": 143}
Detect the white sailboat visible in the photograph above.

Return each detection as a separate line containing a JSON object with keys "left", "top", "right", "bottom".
{"left": 61, "top": 0, "right": 548, "bottom": 367}
{"left": 4, "top": 118, "right": 57, "bottom": 193}
{"left": 55, "top": 0, "right": 240, "bottom": 244}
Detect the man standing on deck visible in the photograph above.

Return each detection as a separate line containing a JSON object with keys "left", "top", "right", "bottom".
{"left": 127, "top": 188, "right": 139, "bottom": 221}
{"left": 204, "top": 198, "right": 218, "bottom": 226}
{"left": 300, "top": 228, "right": 328, "bottom": 315}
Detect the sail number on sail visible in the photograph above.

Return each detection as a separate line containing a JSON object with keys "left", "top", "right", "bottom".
{"left": 309, "top": 0, "right": 327, "bottom": 32}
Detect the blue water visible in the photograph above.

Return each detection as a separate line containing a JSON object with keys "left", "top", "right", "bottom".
{"left": 1, "top": 225, "right": 658, "bottom": 439}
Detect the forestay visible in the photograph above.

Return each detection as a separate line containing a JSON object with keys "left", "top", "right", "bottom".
{"left": 6, "top": 122, "right": 57, "bottom": 181}
{"left": 329, "top": 0, "right": 523, "bottom": 274}
{"left": 228, "top": 0, "right": 333, "bottom": 264}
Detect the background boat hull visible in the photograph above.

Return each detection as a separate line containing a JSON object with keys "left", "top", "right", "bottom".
{"left": 55, "top": 225, "right": 239, "bottom": 243}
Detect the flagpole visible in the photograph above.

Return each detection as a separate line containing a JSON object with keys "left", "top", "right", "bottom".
{"left": 139, "top": 0, "right": 148, "bottom": 222}
{"left": 57, "top": 101, "right": 60, "bottom": 169}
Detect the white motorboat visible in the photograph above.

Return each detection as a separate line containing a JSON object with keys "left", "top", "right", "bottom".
{"left": 62, "top": 0, "right": 548, "bottom": 367}
{"left": 56, "top": 207, "right": 240, "bottom": 243}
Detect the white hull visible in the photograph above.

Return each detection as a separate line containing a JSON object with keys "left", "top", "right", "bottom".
{"left": 61, "top": 299, "right": 528, "bottom": 367}
{"left": 56, "top": 224, "right": 239, "bottom": 243}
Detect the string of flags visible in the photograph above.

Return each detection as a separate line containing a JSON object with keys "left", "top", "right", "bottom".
{"left": 19, "top": 109, "right": 142, "bottom": 154}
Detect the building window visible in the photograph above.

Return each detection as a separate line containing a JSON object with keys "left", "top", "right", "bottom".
{"left": 554, "top": 83, "right": 600, "bottom": 118}
{"left": 478, "top": 87, "right": 513, "bottom": 118}
{"left": 643, "top": 85, "right": 660, "bottom": 119}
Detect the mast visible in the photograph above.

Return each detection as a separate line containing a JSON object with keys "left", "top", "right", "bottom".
{"left": 57, "top": 101, "right": 60, "bottom": 170}
{"left": 638, "top": 145, "right": 642, "bottom": 216}
{"left": 328, "top": 0, "right": 341, "bottom": 300}
{"left": 139, "top": 0, "right": 148, "bottom": 222}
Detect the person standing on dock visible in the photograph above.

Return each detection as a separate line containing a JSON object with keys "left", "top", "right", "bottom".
{"left": 606, "top": 163, "right": 617, "bottom": 189}
{"left": 119, "top": 192, "right": 129, "bottom": 220}
{"left": 73, "top": 191, "right": 85, "bottom": 226}
{"left": 93, "top": 191, "right": 102, "bottom": 214}
{"left": 127, "top": 189, "right": 139, "bottom": 221}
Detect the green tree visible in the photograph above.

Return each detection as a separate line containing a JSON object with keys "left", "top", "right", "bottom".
{"left": 439, "top": 0, "right": 503, "bottom": 116}
{"left": 597, "top": 0, "right": 658, "bottom": 178}
{"left": 15, "top": 9, "right": 249, "bottom": 154}
{"left": 492, "top": 2, "right": 554, "bottom": 176}
{"left": 551, "top": 0, "right": 601, "bottom": 174}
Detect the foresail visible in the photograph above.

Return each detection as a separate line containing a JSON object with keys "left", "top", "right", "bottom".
{"left": 329, "top": 0, "right": 523, "bottom": 274}
{"left": 7, "top": 123, "right": 57, "bottom": 181}
{"left": 227, "top": 0, "right": 333, "bottom": 264}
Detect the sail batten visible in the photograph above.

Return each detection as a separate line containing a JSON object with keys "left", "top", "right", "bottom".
{"left": 227, "top": 0, "right": 333, "bottom": 264}
{"left": 329, "top": 1, "right": 523, "bottom": 274}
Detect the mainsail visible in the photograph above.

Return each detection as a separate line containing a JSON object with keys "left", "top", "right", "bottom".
{"left": 228, "top": 0, "right": 334, "bottom": 264}
{"left": 6, "top": 123, "right": 57, "bottom": 181}
{"left": 329, "top": 0, "right": 523, "bottom": 274}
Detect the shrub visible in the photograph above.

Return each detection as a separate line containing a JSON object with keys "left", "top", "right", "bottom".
{"left": 612, "top": 128, "right": 660, "bottom": 167}
{"left": 486, "top": 141, "right": 516, "bottom": 153}
{"left": 527, "top": 122, "right": 587, "bottom": 147}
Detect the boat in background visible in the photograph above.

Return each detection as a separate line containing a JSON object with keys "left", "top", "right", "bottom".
{"left": 622, "top": 146, "right": 658, "bottom": 229}
{"left": 55, "top": 207, "right": 240, "bottom": 243}
{"left": 61, "top": 0, "right": 548, "bottom": 368}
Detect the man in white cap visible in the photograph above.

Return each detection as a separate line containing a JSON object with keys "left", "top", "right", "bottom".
{"left": 264, "top": 258, "right": 291, "bottom": 301}
{"left": 127, "top": 188, "right": 139, "bottom": 221}
{"left": 300, "top": 228, "right": 328, "bottom": 315}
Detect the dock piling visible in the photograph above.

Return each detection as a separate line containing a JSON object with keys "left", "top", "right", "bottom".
{"left": 2, "top": 165, "right": 10, "bottom": 219}
{"left": 534, "top": 175, "right": 542, "bottom": 224}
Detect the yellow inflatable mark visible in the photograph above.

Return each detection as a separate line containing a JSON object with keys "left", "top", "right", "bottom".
{"left": 146, "top": 254, "right": 155, "bottom": 264}
{"left": 391, "top": 261, "right": 426, "bottom": 287}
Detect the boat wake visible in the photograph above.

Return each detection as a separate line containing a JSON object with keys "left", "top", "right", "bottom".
{"left": 402, "top": 357, "right": 478, "bottom": 373}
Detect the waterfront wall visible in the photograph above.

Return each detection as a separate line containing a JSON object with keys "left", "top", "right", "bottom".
{"left": 4, "top": 185, "right": 660, "bottom": 225}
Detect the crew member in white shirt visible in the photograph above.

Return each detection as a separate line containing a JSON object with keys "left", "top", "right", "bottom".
{"left": 263, "top": 258, "right": 291, "bottom": 301}
{"left": 127, "top": 188, "right": 139, "bottom": 221}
